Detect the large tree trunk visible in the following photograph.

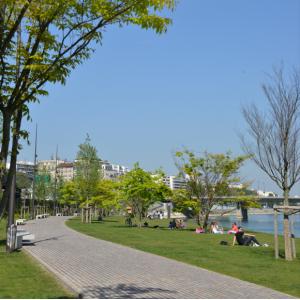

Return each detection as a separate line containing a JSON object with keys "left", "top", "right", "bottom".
{"left": 0, "top": 110, "right": 21, "bottom": 219}
{"left": 283, "top": 188, "right": 292, "bottom": 261}
{"left": 0, "top": 110, "right": 12, "bottom": 218}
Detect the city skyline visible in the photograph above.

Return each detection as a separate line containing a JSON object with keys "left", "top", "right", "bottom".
{"left": 18, "top": 0, "right": 300, "bottom": 195}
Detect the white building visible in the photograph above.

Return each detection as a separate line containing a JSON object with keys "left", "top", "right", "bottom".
{"left": 163, "top": 176, "right": 186, "bottom": 190}
{"left": 57, "top": 162, "right": 74, "bottom": 181}
{"left": 101, "top": 161, "right": 129, "bottom": 179}
{"left": 257, "top": 190, "right": 277, "bottom": 197}
{"left": 37, "top": 159, "right": 65, "bottom": 178}
{"left": 6, "top": 161, "right": 35, "bottom": 180}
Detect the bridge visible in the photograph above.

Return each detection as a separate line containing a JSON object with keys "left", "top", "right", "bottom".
{"left": 256, "top": 197, "right": 300, "bottom": 208}
{"left": 212, "top": 196, "right": 300, "bottom": 221}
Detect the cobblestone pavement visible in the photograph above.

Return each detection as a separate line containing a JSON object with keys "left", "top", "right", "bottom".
{"left": 23, "top": 217, "right": 292, "bottom": 299}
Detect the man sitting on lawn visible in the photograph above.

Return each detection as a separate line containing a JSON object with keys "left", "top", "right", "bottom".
{"left": 232, "top": 227, "right": 261, "bottom": 247}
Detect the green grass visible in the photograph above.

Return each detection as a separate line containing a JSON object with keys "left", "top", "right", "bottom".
{"left": 67, "top": 216, "right": 300, "bottom": 297}
{"left": 0, "top": 219, "right": 75, "bottom": 299}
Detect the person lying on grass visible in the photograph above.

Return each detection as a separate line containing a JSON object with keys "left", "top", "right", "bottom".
{"left": 232, "top": 227, "right": 262, "bottom": 247}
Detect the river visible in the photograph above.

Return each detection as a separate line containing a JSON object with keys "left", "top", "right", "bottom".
{"left": 210, "top": 214, "right": 300, "bottom": 236}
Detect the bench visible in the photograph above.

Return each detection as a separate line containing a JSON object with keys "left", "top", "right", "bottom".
{"left": 15, "top": 219, "right": 26, "bottom": 225}
{"left": 16, "top": 230, "right": 35, "bottom": 248}
{"left": 36, "top": 214, "right": 49, "bottom": 219}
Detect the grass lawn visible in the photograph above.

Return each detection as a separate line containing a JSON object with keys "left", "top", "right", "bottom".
{"left": 67, "top": 216, "right": 300, "bottom": 298}
{"left": 0, "top": 219, "right": 75, "bottom": 299}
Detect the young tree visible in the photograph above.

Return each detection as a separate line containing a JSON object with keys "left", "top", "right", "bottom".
{"left": 0, "top": 0, "right": 176, "bottom": 218}
{"left": 35, "top": 167, "right": 52, "bottom": 214}
{"left": 241, "top": 67, "right": 300, "bottom": 260}
{"left": 75, "top": 135, "right": 101, "bottom": 222}
{"left": 175, "top": 150, "right": 248, "bottom": 230}
{"left": 59, "top": 180, "right": 81, "bottom": 215}
{"left": 172, "top": 188, "right": 199, "bottom": 219}
{"left": 119, "top": 163, "right": 171, "bottom": 226}
{"left": 91, "top": 179, "right": 120, "bottom": 220}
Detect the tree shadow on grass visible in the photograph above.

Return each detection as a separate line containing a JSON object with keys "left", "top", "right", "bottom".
{"left": 80, "top": 283, "right": 177, "bottom": 299}
{"left": 0, "top": 239, "right": 6, "bottom": 252}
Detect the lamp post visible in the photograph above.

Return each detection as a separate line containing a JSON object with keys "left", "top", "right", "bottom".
{"left": 31, "top": 124, "right": 38, "bottom": 219}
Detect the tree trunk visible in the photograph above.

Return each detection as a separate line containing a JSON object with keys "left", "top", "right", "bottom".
{"left": 0, "top": 110, "right": 12, "bottom": 218}
{"left": 283, "top": 188, "right": 292, "bottom": 261}
{"left": 199, "top": 210, "right": 210, "bottom": 230}
{"left": 0, "top": 109, "right": 22, "bottom": 219}
{"left": 241, "top": 206, "right": 248, "bottom": 221}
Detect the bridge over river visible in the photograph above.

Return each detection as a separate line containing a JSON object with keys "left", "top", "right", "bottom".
{"left": 211, "top": 196, "right": 300, "bottom": 221}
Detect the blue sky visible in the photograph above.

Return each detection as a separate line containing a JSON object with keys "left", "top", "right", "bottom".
{"left": 20, "top": 0, "right": 300, "bottom": 195}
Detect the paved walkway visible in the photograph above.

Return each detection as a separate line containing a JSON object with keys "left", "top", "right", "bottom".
{"left": 23, "top": 217, "right": 292, "bottom": 299}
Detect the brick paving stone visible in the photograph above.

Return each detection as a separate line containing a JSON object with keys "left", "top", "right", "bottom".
{"left": 23, "top": 217, "right": 293, "bottom": 299}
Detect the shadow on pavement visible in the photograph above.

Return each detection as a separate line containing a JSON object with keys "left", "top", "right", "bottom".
{"left": 80, "top": 283, "right": 177, "bottom": 299}
{"left": 33, "top": 235, "right": 65, "bottom": 244}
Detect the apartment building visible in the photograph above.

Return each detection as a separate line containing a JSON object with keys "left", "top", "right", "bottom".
{"left": 57, "top": 162, "right": 74, "bottom": 181}
{"left": 101, "top": 161, "right": 129, "bottom": 179}
{"left": 37, "top": 159, "right": 65, "bottom": 179}
{"left": 163, "top": 175, "right": 186, "bottom": 190}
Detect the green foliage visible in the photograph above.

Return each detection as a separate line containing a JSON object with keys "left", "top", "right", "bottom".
{"left": 0, "top": 0, "right": 175, "bottom": 110}
{"left": 119, "top": 163, "right": 171, "bottom": 223}
{"left": 16, "top": 171, "right": 31, "bottom": 189}
{"left": 59, "top": 180, "right": 79, "bottom": 206}
{"left": 74, "top": 135, "right": 101, "bottom": 206}
{"left": 35, "top": 167, "right": 53, "bottom": 204}
{"left": 175, "top": 150, "right": 249, "bottom": 228}
{"left": 172, "top": 188, "right": 199, "bottom": 217}
{"left": 226, "top": 184, "right": 260, "bottom": 209}
{"left": 0, "top": 0, "right": 176, "bottom": 216}
{"left": 91, "top": 179, "right": 120, "bottom": 213}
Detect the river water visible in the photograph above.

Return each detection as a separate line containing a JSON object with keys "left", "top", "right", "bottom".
{"left": 210, "top": 214, "right": 300, "bottom": 236}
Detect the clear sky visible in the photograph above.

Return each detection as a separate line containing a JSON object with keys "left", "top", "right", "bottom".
{"left": 19, "top": 0, "right": 300, "bottom": 195}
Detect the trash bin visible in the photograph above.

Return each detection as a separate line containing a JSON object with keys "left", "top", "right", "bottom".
{"left": 15, "top": 234, "right": 23, "bottom": 249}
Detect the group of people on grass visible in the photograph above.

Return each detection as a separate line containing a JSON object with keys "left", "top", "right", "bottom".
{"left": 195, "top": 221, "right": 268, "bottom": 247}
{"left": 168, "top": 218, "right": 186, "bottom": 229}
{"left": 153, "top": 216, "right": 268, "bottom": 248}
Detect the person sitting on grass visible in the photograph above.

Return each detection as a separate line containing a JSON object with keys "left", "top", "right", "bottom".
{"left": 227, "top": 222, "right": 238, "bottom": 234}
{"left": 233, "top": 227, "right": 261, "bottom": 247}
{"left": 195, "top": 227, "right": 205, "bottom": 234}
{"left": 168, "top": 219, "right": 176, "bottom": 229}
{"left": 177, "top": 219, "right": 186, "bottom": 229}
{"left": 211, "top": 221, "right": 224, "bottom": 234}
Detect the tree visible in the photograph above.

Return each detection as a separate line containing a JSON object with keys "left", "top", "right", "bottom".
{"left": 16, "top": 172, "right": 31, "bottom": 190}
{"left": 175, "top": 150, "right": 248, "bottom": 230}
{"left": 172, "top": 188, "right": 199, "bottom": 219}
{"left": 91, "top": 179, "right": 120, "bottom": 220}
{"left": 241, "top": 67, "right": 300, "bottom": 260}
{"left": 75, "top": 135, "right": 101, "bottom": 222}
{"left": 119, "top": 163, "right": 171, "bottom": 225}
{"left": 35, "top": 167, "right": 52, "bottom": 214}
{"left": 0, "top": 0, "right": 176, "bottom": 218}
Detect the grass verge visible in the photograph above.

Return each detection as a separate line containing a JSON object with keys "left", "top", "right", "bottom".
{"left": 66, "top": 216, "right": 300, "bottom": 298}
{"left": 0, "top": 219, "right": 75, "bottom": 299}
